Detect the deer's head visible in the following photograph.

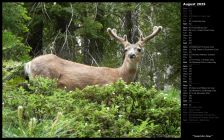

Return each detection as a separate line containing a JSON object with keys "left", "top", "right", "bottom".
{"left": 107, "top": 26, "right": 162, "bottom": 64}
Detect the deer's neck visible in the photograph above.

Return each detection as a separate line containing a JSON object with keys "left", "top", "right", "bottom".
{"left": 118, "top": 58, "right": 138, "bottom": 83}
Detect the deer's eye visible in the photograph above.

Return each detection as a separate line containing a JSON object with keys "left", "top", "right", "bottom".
{"left": 137, "top": 48, "right": 142, "bottom": 52}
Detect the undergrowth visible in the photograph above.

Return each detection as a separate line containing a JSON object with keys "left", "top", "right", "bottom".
{"left": 2, "top": 61, "right": 180, "bottom": 138}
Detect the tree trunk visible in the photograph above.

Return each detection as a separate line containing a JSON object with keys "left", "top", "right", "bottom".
{"left": 124, "top": 3, "right": 139, "bottom": 44}
{"left": 27, "top": 17, "right": 43, "bottom": 57}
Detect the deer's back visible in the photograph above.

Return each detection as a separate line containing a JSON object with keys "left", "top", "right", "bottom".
{"left": 29, "top": 54, "right": 121, "bottom": 90}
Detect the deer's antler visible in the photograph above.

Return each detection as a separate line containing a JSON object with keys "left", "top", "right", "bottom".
{"left": 107, "top": 28, "right": 130, "bottom": 47}
{"left": 137, "top": 26, "right": 162, "bottom": 46}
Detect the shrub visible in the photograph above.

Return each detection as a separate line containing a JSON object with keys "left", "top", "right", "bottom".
{"left": 3, "top": 66, "right": 180, "bottom": 138}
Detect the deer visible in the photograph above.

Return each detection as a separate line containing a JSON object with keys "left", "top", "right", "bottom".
{"left": 24, "top": 26, "right": 162, "bottom": 90}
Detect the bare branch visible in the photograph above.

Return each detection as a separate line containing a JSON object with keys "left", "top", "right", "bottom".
{"left": 61, "top": 3, "right": 74, "bottom": 53}
{"left": 85, "top": 39, "right": 99, "bottom": 67}
{"left": 43, "top": 3, "right": 52, "bottom": 21}
{"left": 93, "top": 3, "right": 98, "bottom": 21}
{"left": 49, "top": 30, "right": 61, "bottom": 54}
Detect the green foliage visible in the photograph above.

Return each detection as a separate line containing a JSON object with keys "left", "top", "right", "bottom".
{"left": 3, "top": 2, "right": 31, "bottom": 34}
{"left": 3, "top": 60, "right": 25, "bottom": 88}
{"left": 29, "top": 76, "right": 58, "bottom": 96}
{"left": 3, "top": 2, "right": 31, "bottom": 61}
{"left": 3, "top": 31, "right": 31, "bottom": 61}
{"left": 3, "top": 74, "right": 180, "bottom": 138}
{"left": 80, "top": 17, "right": 103, "bottom": 38}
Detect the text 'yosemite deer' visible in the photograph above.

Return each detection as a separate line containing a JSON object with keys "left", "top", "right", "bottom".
{"left": 24, "top": 26, "right": 162, "bottom": 90}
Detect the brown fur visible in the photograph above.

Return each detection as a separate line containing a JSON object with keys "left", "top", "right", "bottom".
{"left": 29, "top": 54, "right": 136, "bottom": 90}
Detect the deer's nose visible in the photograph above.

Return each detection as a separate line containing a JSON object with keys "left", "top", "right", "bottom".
{"left": 129, "top": 54, "right": 136, "bottom": 59}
